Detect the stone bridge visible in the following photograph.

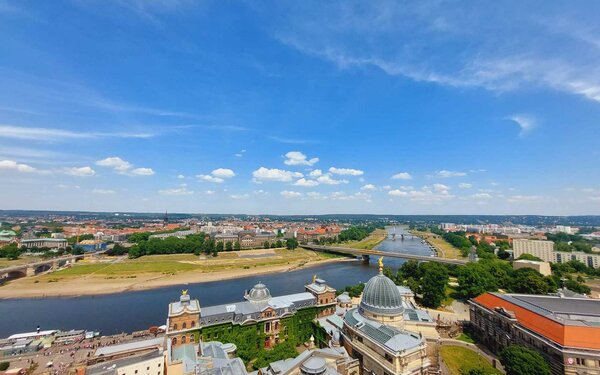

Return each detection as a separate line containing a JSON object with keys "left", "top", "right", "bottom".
{"left": 0, "top": 252, "right": 98, "bottom": 281}
{"left": 301, "top": 244, "right": 470, "bottom": 266}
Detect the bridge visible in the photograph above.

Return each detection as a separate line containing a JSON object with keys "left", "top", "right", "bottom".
{"left": 301, "top": 244, "right": 470, "bottom": 266}
{"left": 0, "top": 252, "right": 101, "bottom": 281}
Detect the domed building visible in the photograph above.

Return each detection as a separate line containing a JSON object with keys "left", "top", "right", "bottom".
{"left": 341, "top": 259, "right": 430, "bottom": 375}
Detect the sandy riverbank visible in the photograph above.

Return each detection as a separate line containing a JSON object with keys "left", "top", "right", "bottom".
{"left": 0, "top": 257, "right": 350, "bottom": 299}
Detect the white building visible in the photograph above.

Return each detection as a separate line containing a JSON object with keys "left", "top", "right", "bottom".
{"left": 554, "top": 251, "right": 600, "bottom": 269}
{"left": 512, "top": 239, "right": 554, "bottom": 262}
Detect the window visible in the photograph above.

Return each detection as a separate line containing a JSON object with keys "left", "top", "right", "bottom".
{"left": 147, "top": 367, "right": 150, "bottom": 370}
{"left": 182, "top": 335, "right": 187, "bottom": 344}
{"left": 191, "top": 321, "right": 196, "bottom": 328}
{"left": 172, "top": 337, "right": 178, "bottom": 345}
{"left": 173, "top": 324, "right": 178, "bottom": 330}
{"left": 182, "top": 322, "right": 187, "bottom": 329}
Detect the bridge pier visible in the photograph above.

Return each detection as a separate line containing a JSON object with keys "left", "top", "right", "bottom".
{"left": 26, "top": 266, "right": 35, "bottom": 277}
{"left": 362, "top": 255, "right": 370, "bottom": 263}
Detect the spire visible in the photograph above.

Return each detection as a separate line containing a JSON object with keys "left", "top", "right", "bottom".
{"left": 378, "top": 257, "right": 384, "bottom": 274}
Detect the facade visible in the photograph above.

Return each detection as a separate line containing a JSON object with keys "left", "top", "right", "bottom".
{"left": 470, "top": 292, "right": 600, "bottom": 375}
{"left": 78, "top": 240, "right": 107, "bottom": 252}
{"left": 512, "top": 259, "right": 552, "bottom": 276}
{"left": 554, "top": 251, "right": 600, "bottom": 269}
{"left": 512, "top": 239, "right": 555, "bottom": 262}
{"left": 166, "top": 278, "right": 337, "bottom": 351}
{"left": 339, "top": 263, "right": 431, "bottom": 375}
{"left": 212, "top": 230, "right": 277, "bottom": 248}
{"left": 20, "top": 238, "right": 67, "bottom": 249}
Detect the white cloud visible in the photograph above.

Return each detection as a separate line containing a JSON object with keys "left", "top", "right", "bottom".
{"left": 306, "top": 192, "right": 324, "bottom": 199}
{"left": 507, "top": 195, "right": 542, "bottom": 202}
{"left": 330, "top": 191, "right": 372, "bottom": 201}
{"left": 252, "top": 167, "right": 303, "bottom": 182}
{"left": 388, "top": 189, "right": 408, "bottom": 197}
{"left": 177, "top": 174, "right": 185, "bottom": 179}
{"left": 458, "top": 183, "right": 473, "bottom": 189}
{"left": 281, "top": 190, "right": 302, "bottom": 199}
{"left": 96, "top": 156, "right": 132, "bottom": 173}
{"left": 433, "top": 183, "right": 450, "bottom": 192}
{"left": 293, "top": 178, "right": 320, "bottom": 187}
{"left": 382, "top": 185, "right": 392, "bottom": 190}
{"left": 211, "top": 168, "right": 236, "bottom": 178}
{"left": 471, "top": 193, "right": 493, "bottom": 199}
{"left": 361, "top": 184, "right": 377, "bottom": 191}
{"left": 230, "top": 193, "right": 249, "bottom": 199}
{"left": 391, "top": 172, "right": 412, "bottom": 180}
{"left": 0, "top": 125, "right": 154, "bottom": 141}
{"left": 159, "top": 187, "right": 193, "bottom": 196}
{"left": 235, "top": 149, "right": 246, "bottom": 157}
{"left": 0, "top": 159, "right": 37, "bottom": 173}
{"left": 197, "top": 174, "right": 224, "bottom": 183}
{"left": 588, "top": 196, "right": 600, "bottom": 201}
{"left": 64, "top": 166, "right": 96, "bottom": 177}
{"left": 329, "top": 167, "right": 364, "bottom": 176}
{"left": 92, "top": 188, "right": 116, "bottom": 194}
{"left": 131, "top": 167, "right": 155, "bottom": 176}
{"left": 308, "top": 169, "right": 323, "bottom": 178}
{"left": 96, "top": 156, "right": 153, "bottom": 176}
{"left": 284, "top": 151, "right": 319, "bottom": 166}
{"left": 506, "top": 114, "right": 537, "bottom": 136}
{"left": 433, "top": 170, "right": 467, "bottom": 178}
{"left": 204, "top": 190, "right": 215, "bottom": 195}
{"left": 317, "top": 174, "right": 349, "bottom": 185}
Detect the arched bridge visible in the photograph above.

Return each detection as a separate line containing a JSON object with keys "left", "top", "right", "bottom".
{"left": 0, "top": 252, "right": 100, "bottom": 281}
{"left": 301, "top": 244, "right": 469, "bottom": 266}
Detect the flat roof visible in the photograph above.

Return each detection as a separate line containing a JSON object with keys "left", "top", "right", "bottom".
{"left": 94, "top": 337, "right": 164, "bottom": 357}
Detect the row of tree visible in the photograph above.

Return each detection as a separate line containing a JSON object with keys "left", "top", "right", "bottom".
{"left": 0, "top": 243, "right": 83, "bottom": 260}
{"left": 314, "top": 224, "right": 383, "bottom": 245}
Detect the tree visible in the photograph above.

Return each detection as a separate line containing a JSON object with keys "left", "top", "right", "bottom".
{"left": 234, "top": 241, "right": 241, "bottom": 251}
{"left": 499, "top": 345, "right": 550, "bottom": 375}
{"left": 264, "top": 241, "right": 270, "bottom": 249}
{"left": 286, "top": 238, "right": 298, "bottom": 250}
{"left": 0, "top": 243, "right": 21, "bottom": 260}
{"left": 225, "top": 241, "right": 233, "bottom": 251}
{"left": 0, "top": 362, "right": 9, "bottom": 371}
{"left": 216, "top": 241, "right": 224, "bottom": 253}
{"left": 509, "top": 268, "right": 554, "bottom": 295}
{"left": 419, "top": 262, "right": 449, "bottom": 308}
{"left": 275, "top": 239, "right": 283, "bottom": 248}
{"left": 456, "top": 263, "right": 497, "bottom": 299}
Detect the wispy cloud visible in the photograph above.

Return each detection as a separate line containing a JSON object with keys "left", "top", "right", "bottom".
{"left": 0, "top": 125, "right": 155, "bottom": 141}
{"left": 506, "top": 114, "right": 537, "bottom": 136}
{"left": 269, "top": 136, "right": 316, "bottom": 144}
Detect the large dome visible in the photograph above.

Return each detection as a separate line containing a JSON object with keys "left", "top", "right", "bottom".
{"left": 359, "top": 273, "right": 404, "bottom": 316}
{"left": 246, "top": 282, "right": 271, "bottom": 303}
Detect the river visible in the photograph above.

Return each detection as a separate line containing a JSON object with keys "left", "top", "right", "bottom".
{"left": 0, "top": 227, "right": 432, "bottom": 337}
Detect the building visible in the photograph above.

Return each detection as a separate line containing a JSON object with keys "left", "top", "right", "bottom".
{"left": 513, "top": 259, "right": 552, "bottom": 276}
{"left": 20, "top": 238, "right": 68, "bottom": 250}
{"left": 86, "top": 350, "right": 164, "bottom": 375}
{"left": 512, "top": 239, "right": 554, "bottom": 262}
{"left": 78, "top": 240, "right": 107, "bottom": 252}
{"left": 554, "top": 251, "right": 600, "bottom": 269}
{"left": 470, "top": 292, "right": 600, "bottom": 375}
{"left": 259, "top": 346, "right": 359, "bottom": 375}
{"left": 338, "top": 261, "right": 431, "bottom": 375}
{"left": 166, "top": 278, "right": 337, "bottom": 351}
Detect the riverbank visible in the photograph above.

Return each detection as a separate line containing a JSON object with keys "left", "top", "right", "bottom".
{"left": 335, "top": 228, "right": 388, "bottom": 250}
{"left": 409, "top": 229, "right": 464, "bottom": 260}
{"left": 0, "top": 249, "right": 350, "bottom": 299}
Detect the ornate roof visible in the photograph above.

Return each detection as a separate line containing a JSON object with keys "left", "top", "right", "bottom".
{"left": 359, "top": 272, "right": 404, "bottom": 316}
{"left": 246, "top": 282, "right": 272, "bottom": 303}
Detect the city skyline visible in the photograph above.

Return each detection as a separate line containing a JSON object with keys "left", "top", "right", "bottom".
{"left": 1, "top": 1, "right": 599, "bottom": 215}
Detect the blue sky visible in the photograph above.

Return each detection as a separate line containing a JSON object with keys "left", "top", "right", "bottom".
{"left": 0, "top": 0, "right": 599, "bottom": 215}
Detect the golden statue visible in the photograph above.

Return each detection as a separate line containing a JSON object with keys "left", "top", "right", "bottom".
{"left": 312, "top": 274, "right": 317, "bottom": 283}
{"left": 182, "top": 289, "right": 188, "bottom": 295}
{"left": 378, "top": 257, "right": 384, "bottom": 269}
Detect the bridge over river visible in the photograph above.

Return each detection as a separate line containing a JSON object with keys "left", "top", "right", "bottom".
{"left": 301, "top": 244, "right": 470, "bottom": 266}
{"left": 0, "top": 252, "right": 103, "bottom": 281}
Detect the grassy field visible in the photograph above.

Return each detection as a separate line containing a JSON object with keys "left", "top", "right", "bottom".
{"left": 457, "top": 332, "right": 475, "bottom": 344}
{"left": 440, "top": 345, "right": 502, "bottom": 375}
{"left": 340, "top": 229, "right": 388, "bottom": 250}
{"left": 410, "top": 230, "right": 464, "bottom": 259}
{"left": 39, "top": 248, "right": 329, "bottom": 280}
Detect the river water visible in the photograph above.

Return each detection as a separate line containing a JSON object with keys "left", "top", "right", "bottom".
{"left": 0, "top": 227, "right": 433, "bottom": 337}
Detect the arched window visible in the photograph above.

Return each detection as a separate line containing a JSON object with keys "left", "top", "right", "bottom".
{"left": 173, "top": 324, "right": 178, "bottom": 330}
{"left": 191, "top": 321, "right": 196, "bottom": 328}
{"left": 190, "top": 335, "right": 195, "bottom": 342}
{"left": 181, "top": 336, "right": 187, "bottom": 344}
{"left": 172, "top": 337, "right": 178, "bottom": 345}
{"left": 182, "top": 322, "right": 187, "bottom": 329}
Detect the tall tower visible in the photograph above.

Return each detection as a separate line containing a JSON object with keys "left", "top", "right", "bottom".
{"left": 163, "top": 211, "right": 169, "bottom": 227}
